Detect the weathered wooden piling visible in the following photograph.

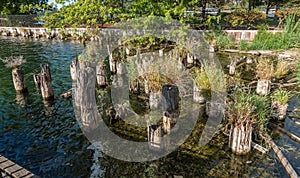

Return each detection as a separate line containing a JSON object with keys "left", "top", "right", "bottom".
{"left": 33, "top": 74, "right": 40, "bottom": 89}
{"left": 148, "top": 124, "right": 163, "bottom": 149}
{"left": 256, "top": 80, "right": 271, "bottom": 95}
{"left": 96, "top": 63, "right": 107, "bottom": 87}
{"left": 12, "top": 66, "right": 27, "bottom": 93}
{"left": 70, "top": 57, "right": 79, "bottom": 81}
{"left": 38, "top": 64, "right": 54, "bottom": 99}
{"left": 162, "top": 84, "right": 180, "bottom": 134}
{"left": 229, "top": 123, "right": 252, "bottom": 155}
{"left": 193, "top": 84, "right": 206, "bottom": 104}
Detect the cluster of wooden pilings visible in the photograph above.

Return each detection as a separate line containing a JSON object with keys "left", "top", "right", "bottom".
{"left": 10, "top": 63, "right": 55, "bottom": 108}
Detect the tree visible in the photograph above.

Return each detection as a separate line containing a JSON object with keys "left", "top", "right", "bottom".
{"left": 0, "top": 0, "right": 49, "bottom": 15}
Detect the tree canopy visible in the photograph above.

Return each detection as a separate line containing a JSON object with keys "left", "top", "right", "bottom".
{"left": 0, "top": 0, "right": 49, "bottom": 15}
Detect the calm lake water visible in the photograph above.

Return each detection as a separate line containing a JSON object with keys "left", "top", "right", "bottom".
{"left": 0, "top": 36, "right": 299, "bottom": 177}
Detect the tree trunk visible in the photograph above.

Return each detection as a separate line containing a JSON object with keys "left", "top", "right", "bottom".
{"left": 96, "top": 63, "right": 107, "bottom": 87}
{"left": 12, "top": 66, "right": 27, "bottom": 93}
{"left": 202, "top": 0, "right": 207, "bottom": 22}
{"left": 229, "top": 123, "right": 252, "bottom": 155}
{"left": 266, "top": 0, "right": 270, "bottom": 15}
{"left": 39, "top": 64, "right": 54, "bottom": 100}
{"left": 248, "top": 0, "right": 253, "bottom": 11}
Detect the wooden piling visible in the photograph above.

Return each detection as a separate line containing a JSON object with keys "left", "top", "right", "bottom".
{"left": 148, "top": 124, "right": 163, "bottom": 149}
{"left": 162, "top": 84, "right": 180, "bottom": 134}
{"left": 39, "top": 64, "right": 54, "bottom": 100}
{"left": 70, "top": 57, "right": 78, "bottom": 81}
{"left": 96, "top": 63, "right": 107, "bottom": 87}
{"left": 11, "top": 66, "right": 27, "bottom": 93}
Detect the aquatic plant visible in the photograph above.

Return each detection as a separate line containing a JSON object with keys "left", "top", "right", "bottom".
{"left": 274, "top": 59, "right": 293, "bottom": 79}
{"left": 255, "top": 57, "right": 274, "bottom": 80}
{"left": 193, "top": 67, "right": 210, "bottom": 90}
{"left": 0, "top": 55, "right": 26, "bottom": 68}
{"left": 271, "top": 89, "right": 290, "bottom": 106}
{"left": 227, "top": 89, "right": 270, "bottom": 154}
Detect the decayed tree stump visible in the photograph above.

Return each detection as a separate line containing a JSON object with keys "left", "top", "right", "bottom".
{"left": 162, "top": 84, "right": 180, "bottom": 134}
{"left": 96, "top": 63, "right": 107, "bottom": 87}
{"left": 229, "top": 123, "right": 252, "bottom": 155}
{"left": 39, "top": 64, "right": 54, "bottom": 99}
{"left": 12, "top": 66, "right": 27, "bottom": 93}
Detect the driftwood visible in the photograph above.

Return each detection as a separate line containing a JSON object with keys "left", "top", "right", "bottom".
{"left": 269, "top": 123, "right": 300, "bottom": 145}
{"left": 60, "top": 91, "right": 72, "bottom": 99}
{"left": 264, "top": 133, "right": 299, "bottom": 178}
{"left": 221, "top": 49, "right": 275, "bottom": 55}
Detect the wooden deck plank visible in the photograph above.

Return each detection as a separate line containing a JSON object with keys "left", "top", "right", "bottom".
{"left": 5, "top": 164, "right": 23, "bottom": 175}
{"left": 0, "top": 155, "right": 39, "bottom": 178}
{"left": 0, "top": 156, "right": 8, "bottom": 163}
{"left": 0, "top": 160, "right": 14, "bottom": 169}
{"left": 12, "top": 169, "right": 32, "bottom": 178}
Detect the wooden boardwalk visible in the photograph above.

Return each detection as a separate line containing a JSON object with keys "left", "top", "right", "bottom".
{"left": 0, "top": 155, "right": 39, "bottom": 178}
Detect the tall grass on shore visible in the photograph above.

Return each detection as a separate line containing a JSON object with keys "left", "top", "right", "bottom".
{"left": 248, "top": 14, "right": 300, "bottom": 50}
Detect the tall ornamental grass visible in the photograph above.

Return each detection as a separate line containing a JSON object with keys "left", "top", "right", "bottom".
{"left": 248, "top": 14, "right": 300, "bottom": 50}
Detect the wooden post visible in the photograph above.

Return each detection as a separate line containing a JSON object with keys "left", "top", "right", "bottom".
{"left": 193, "top": 84, "right": 206, "bottom": 104}
{"left": 11, "top": 66, "right": 27, "bottom": 93}
{"left": 162, "top": 84, "right": 180, "bottom": 134}
{"left": 70, "top": 57, "right": 78, "bottom": 81}
{"left": 229, "top": 123, "right": 252, "bottom": 155}
{"left": 96, "top": 63, "right": 107, "bottom": 87}
{"left": 107, "top": 45, "right": 117, "bottom": 74}
{"left": 256, "top": 80, "right": 271, "bottom": 95}
{"left": 149, "top": 92, "right": 162, "bottom": 110}
{"left": 39, "top": 64, "right": 54, "bottom": 100}
{"left": 148, "top": 124, "right": 163, "bottom": 150}
{"left": 116, "top": 62, "right": 126, "bottom": 75}
{"left": 33, "top": 74, "right": 40, "bottom": 89}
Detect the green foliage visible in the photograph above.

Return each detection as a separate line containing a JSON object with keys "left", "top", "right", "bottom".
{"left": 0, "top": 0, "right": 49, "bottom": 15}
{"left": 223, "top": 9, "right": 266, "bottom": 27}
{"left": 192, "top": 68, "right": 210, "bottom": 90}
{"left": 239, "top": 40, "right": 249, "bottom": 50}
{"left": 227, "top": 89, "right": 270, "bottom": 128}
{"left": 271, "top": 89, "right": 290, "bottom": 105}
{"left": 205, "top": 30, "right": 235, "bottom": 50}
{"left": 249, "top": 14, "right": 300, "bottom": 50}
